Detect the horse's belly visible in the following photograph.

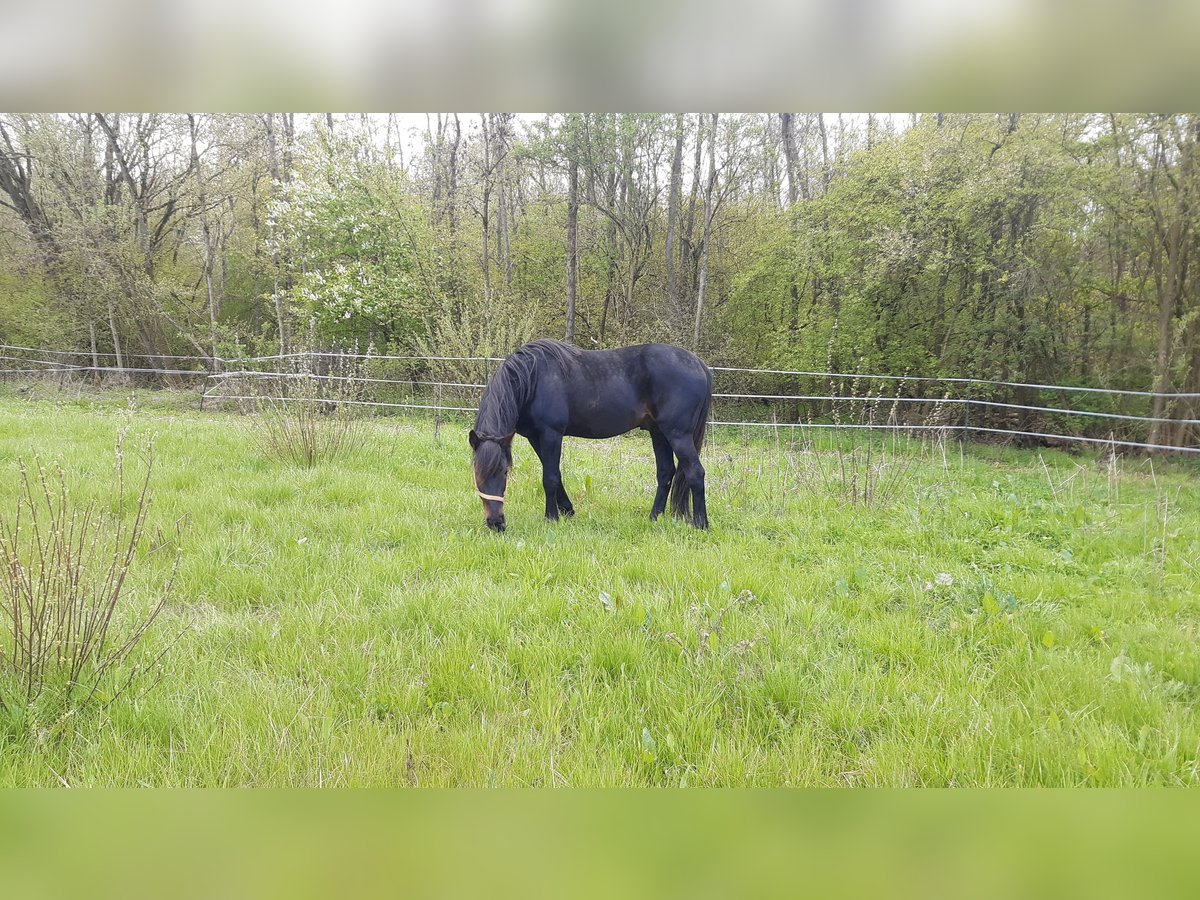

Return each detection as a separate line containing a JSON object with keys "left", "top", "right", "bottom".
{"left": 565, "top": 406, "right": 648, "bottom": 439}
{"left": 564, "top": 420, "right": 639, "bottom": 439}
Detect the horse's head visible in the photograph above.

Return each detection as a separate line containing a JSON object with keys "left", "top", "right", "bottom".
{"left": 469, "top": 429, "right": 513, "bottom": 531}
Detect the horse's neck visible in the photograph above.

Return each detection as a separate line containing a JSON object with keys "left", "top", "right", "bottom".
{"left": 479, "top": 368, "right": 526, "bottom": 433}
{"left": 480, "top": 395, "right": 517, "bottom": 431}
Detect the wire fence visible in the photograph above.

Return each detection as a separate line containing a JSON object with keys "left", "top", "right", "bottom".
{"left": 3, "top": 343, "right": 1199, "bottom": 456}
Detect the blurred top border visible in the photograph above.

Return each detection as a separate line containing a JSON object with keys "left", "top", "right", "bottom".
{"left": 2, "top": 0, "right": 1199, "bottom": 110}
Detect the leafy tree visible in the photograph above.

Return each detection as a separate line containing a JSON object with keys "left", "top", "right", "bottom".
{"left": 271, "top": 129, "right": 441, "bottom": 350}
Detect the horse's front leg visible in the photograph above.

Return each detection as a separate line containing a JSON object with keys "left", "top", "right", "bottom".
{"left": 528, "top": 431, "right": 573, "bottom": 518}
{"left": 556, "top": 482, "right": 575, "bottom": 517}
{"left": 537, "top": 431, "right": 570, "bottom": 521}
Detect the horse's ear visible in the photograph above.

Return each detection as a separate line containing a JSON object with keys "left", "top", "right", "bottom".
{"left": 468, "top": 429, "right": 481, "bottom": 450}
{"left": 499, "top": 433, "right": 514, "bottom": 449}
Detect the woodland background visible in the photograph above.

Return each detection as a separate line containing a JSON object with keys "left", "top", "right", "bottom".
{"left": 1, "top": 113, "right": 1197, "bottom": 445}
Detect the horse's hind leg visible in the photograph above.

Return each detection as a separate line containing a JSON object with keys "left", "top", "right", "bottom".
{"left": 664, "top": 430, "right": 708, "bottom": 529}
{"left": 648, "top": 427, "right": 675, "bottom": 520}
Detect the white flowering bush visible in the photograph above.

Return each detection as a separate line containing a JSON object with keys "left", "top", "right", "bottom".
{"left": 268, "top": 133, "right": 441, "bottom": 348}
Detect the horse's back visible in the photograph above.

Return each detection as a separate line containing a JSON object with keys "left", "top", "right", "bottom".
{"left": 583, "top": 343, "right": 709, "bottom": 385}
{"left": 587, "top": 343, "right": 711, "bottom": 430}
{"left": 640, "top": 343, "right": 710, "bottom": 382}
{"left": 618, "top": 343, "right": 710, "bottom": 399}
{"left": 535, "top": 342, "right": 710, "bottom": 439}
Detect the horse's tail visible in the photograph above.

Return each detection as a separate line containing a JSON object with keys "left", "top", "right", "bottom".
{"left": 669, "top": 366, "right": 712, "bottom": 518}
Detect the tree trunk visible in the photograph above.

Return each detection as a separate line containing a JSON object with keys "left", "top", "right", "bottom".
{"left": 104, "top": 113, "right": 119, "bottom": 204}
{"left": 565, "top": 153, "right": 579, "bottom": 343}
{"left": 1149, "top": 211, "right": 1188, "bottom": 446}
{"left": 480, "top": 114, "right": 493, "bottom": 304}
{"left": 1147, "top": 115, "right": 1197, "bottom": 447}
{"left": 665, "top": 115, "right": 684, "bottom": 313}
{"left": 693, "top": 114, "right": 718, "bottom": 349}
{"left": 281, "top": 114, "right": 294, "bottom": 174}
{"left": 188, "top": 115, "right": 221, "bottom": 369}
{"left": 88, "top": 322, "right": 99, "bottom": 379}
{"left": 1149, "top": 235, "right": 1181, "bottom": 445}
{"left": 624, "top": 234, "right": 640, "bottom": 331}
{"left": 264, "top": 113, "right": 290, "bottom": 355}
{"left": 682, "top": 113, "right": 705, "bottom": 300}
{"left": 428, "top": 114, "right": 443, "bottom": 219}
{"left": 600, "top": 202, "right": 617, "bottom": 343}
{"left": 618, "top": 122, "right": 634, "bottom": 330}
{"left": 495, "top": 114, "right": 514, "bottom": 287}
{"left": 817, "top": 113, "right": 832, "bottom": 194}
{"left": 447, "top": 114, "right": 460, "bottom": 235}
{"left": 780, "top": 113, "right": 800, "bottom": 205}
{"left": 107, "top": 301, "right": 124, "bottom": 372}
{"left": 799, "top": 115, "right": 814, "bottom": 202}
{"left": 0, "top": 115, "right": 75, "bottom": 273}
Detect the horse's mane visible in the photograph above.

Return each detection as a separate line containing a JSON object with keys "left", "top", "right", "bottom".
{"left": 474, "top": 339, "right": 582, "bottom": 440}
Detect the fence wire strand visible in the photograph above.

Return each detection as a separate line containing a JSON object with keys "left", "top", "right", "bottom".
{"left": 4, "top": 343, "right": 1199, "bottom": 455}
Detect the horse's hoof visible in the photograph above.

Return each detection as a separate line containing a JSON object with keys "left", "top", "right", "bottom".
{"left": 560, "top": 507, "right": 575, "bottom": 518}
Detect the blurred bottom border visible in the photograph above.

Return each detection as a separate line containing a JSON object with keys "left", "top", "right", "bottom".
{"left": 0, "top": 792, "right": 1195, "bottom": 897}
{"left": 1, "top": 789, "right": 1195, "bottom": 899}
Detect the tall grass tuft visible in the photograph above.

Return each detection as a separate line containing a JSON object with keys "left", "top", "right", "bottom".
{"left": 0, "top": 439, "right": 174, "bottom": 736}
{"left": 791, "top": 374, "right": 951, "bottom": 507}
{"left": 245, "top": 344, "right": 372, "bottom": 467}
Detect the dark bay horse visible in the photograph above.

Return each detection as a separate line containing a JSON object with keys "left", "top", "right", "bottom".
{"left": 469, "top": 340, "right": 712, "bottom": 531}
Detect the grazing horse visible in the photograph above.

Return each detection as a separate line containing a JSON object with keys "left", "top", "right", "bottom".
{"left": 469, "top": 339, "right": 712, "bottom": 531}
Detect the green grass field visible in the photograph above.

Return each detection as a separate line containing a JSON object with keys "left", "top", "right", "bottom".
{"left": 0, "top": 386, "right": 1198, "bottom": 786}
